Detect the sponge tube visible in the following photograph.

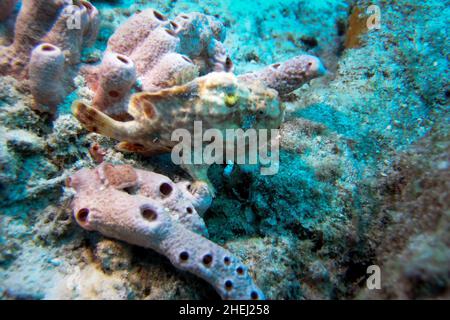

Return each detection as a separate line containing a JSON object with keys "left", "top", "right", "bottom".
{"left": 29, "top": 43, "right": 65, "bottom": 114}
{"left": 93, "top": 52, "right": 136, "bottom": 116}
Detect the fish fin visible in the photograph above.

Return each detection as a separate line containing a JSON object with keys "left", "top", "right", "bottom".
{"left": 72, "top": 101, "right": 136, "bottom": 141}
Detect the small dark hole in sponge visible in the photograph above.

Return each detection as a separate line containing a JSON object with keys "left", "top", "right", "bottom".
{"left": 251, "top": 291, "right": 259, "bottom": 300}
{"left": 236, "top": 267, "right": 244, "bottom": 275}
{"left": 202, "top": 254, "right": 213, "bottom": 266}
{"left": 179, "top": 251, "right": 189, "bottom": 261}
{"left": 186, "top": 207, "right": 193, "bottom": 214}
{"left": 159, "top": 183, "right": 173, "bottom": 196}
{"left": 224, "top": 257, "right": 231, "bottom": 265}
{"left": 124, "top": 186, "right": 138, "bottom": 195}
{"left": 76, "top": 208, "right": 89, "bottom": 223}
{"left": 225, "top": 280, "right": 233, "bottom": 291}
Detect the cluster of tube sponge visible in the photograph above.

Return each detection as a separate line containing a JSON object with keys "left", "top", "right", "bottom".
{"left": 237, "top": 55, "right": 327, "bottom": 96}
{"left": 88, "top": 8, "right": 326, "bottom": 119}
{"left": 0, "top": 0, "right": 99, "bottom": 113}
{"left": 87, "top": 9, "right": 232, "bottom": 119}
{"left": 0, "top": 0, "right": 17, "bottom": 21}
{"left": 68, "top": 163, "right": 265, "bottom": 300}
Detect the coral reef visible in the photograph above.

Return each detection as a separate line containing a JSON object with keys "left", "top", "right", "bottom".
{"left": 0, "top": 0, "right": 99, "bottom": 113}
{"left": 69, "top": 163, "right": 263, "bottom": 300}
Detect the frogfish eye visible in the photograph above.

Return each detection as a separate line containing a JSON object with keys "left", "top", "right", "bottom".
{"left": 224, "top": 93, "right": 239, "bottom": 107}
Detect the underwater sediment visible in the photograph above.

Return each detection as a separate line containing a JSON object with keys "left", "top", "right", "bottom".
{"left": 0, "top": 0, "right": 448, "bottom": 300}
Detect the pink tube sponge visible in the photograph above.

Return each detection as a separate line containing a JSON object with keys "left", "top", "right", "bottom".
{"left": 107, "top": 8, "right": 171, "bottom": 56}
{"left": 29, "top": 43, "right": 65, "bottom": 114}
{"left": 105, "top": 9, "right": 231, "bottom": 77}
{"left": 69, "top": 163, "right": 264, "bottom": 300}
{"left": 42, "top": 1, "right": 92, "bottom": 65}
{"left": 130, "top": 27, "right": 181, "bottom": 75}
{"left": 92, "top": 52, "right": 137, "bottom": 119}
{"left": 81, "top": 0, "right": 100, "bottom": 47}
